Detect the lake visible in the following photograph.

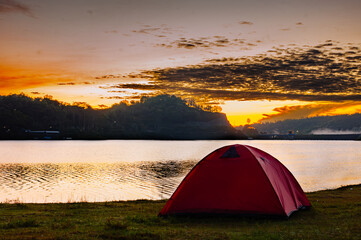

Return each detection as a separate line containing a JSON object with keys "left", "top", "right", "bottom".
{"left": 0, "top": 140, "right": 360, "bottom": 203}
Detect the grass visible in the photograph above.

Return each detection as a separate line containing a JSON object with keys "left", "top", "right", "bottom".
{"left": 0, "top": 184, "right": 360, "bottom": 240}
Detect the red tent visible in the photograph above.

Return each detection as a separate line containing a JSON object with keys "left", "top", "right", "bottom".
{"left": 159, "top": 144, "right": 311, "bottom": 217}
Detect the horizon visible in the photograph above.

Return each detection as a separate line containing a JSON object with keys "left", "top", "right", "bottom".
{"left": 1, "top": 0, "right": 361, "bottom": 126}
{"left": 2, "top": 93, "right": 361, "bottom": 130}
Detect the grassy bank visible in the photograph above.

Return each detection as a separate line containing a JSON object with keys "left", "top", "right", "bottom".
{"left": 1, "top": 185, "right": 360, "bottom": 240}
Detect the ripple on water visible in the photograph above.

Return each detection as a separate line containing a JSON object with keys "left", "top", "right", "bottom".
{"left": 1, "top": 140, "right": 360, "bottom": 203}
{"left": 0, "top": 161, "right": 197, "bottom": 203}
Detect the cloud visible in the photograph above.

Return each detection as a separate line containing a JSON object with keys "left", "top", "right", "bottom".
{"left": 100, "top": 92, "right": 157, "bottom": 101}
{"left": 260, "top": 102, "right": 361, "bottom": 122}
{"left": 173, "top": 37, "right": 230, "bottom": 49}
{"left": 311, "top": 128, "right": 361, "bottom": 135}
{"left": 102, "top": 96, "right": 124, "bottom": 99}
{"left": 131, "top": 24, "right": 176, "bottom": 37}
{"left": 239, "top": 21, "right": 253, "bottom": 25}
{"left": 131, "top": 22, "right": 258, "bottom": 51}
{"left": 57, "top": 82, "right": 76, "bottom": 86}
{"left": 108, "top": 90, "right": 127, "bottom": 93}
{"left": 0, "top": 74, "right": 46, "bottom": 92}
{"left": 261, "top": 104, "right": 330, "bottom": 122}
{"left": 0, "top": 0, "right": 34, "bottom": 17}
{"left": 131, "top": 24, "right": 257, "bottom": 51}
{"left": 95, "top": 74, "right": 125, "bottom": 79}
{"left": 57, "top": 81, "right": 94, "bottom": 86}
{"left": 156, "top": 36, "right": 257, "bottom": 50}
{"left": 97, "top": 104, "right": 108, "bottom": 109}
{"left": 132, "top": 27, "right": 161, "bottom": 34}
{"left": 0, "top": 65, "right": 96, "bottom": 93}
{"left": 104, "top": 41, "right": 361, "bottom": 104}
{"left": 296, "top": 22, "right": 303, "bottom": 25}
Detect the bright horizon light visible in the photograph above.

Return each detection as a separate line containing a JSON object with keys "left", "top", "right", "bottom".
{"left": 1, "top": 0, "right": 360, "bottom": 125}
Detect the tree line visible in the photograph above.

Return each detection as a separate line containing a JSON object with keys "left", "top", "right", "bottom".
{"left": 0, "top": 94, "right": 244, "bottom": 140}
{"left": 251, "top": 114, "right": 361, "bottom": 135}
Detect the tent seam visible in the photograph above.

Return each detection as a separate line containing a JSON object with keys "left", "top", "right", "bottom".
{"left": 244, "top": 145, "right": 287, "bottom": 216}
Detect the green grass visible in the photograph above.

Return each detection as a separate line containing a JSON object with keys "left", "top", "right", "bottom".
{"left": 0, "top": 184, "right": 360, "bottom": 240}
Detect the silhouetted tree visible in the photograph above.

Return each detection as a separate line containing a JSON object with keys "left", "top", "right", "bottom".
{"left": 0, "top": 94, "right": 245, "bottom": 140}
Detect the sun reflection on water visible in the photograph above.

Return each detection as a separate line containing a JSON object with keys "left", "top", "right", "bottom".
{"left": 0, "top": 140, "right": 360, "bottom": 203}
{"left": 0, "top": 161, "right": 196, "bottom": 203}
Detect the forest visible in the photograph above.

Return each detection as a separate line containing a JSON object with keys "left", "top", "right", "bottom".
{"left": 0, "top": 94, "right": 244, "bottom": 140}
{"left": 1, "top": 94, "right": 360, "bottom": 140}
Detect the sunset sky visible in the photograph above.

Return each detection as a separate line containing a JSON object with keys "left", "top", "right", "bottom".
{"left": 1, "top": 0, "right": 361, "bottom": 126}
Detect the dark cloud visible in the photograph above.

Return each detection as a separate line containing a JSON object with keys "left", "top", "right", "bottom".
{"left": 156, "top": 36, "right": 256, "bottom": 50}
{"left": 296, "top": 22, "right": 303, "bottom": 25}
{"left": 95, "top": 74, "right": 125, "bottom": 79}
{"left": 131, "top": 24, "right": 256, "bottom": 51}
{"left": 97, "top": 104, "right": 108, "bottom": 109}
{"left": 111, "top": 84, "right": 361, "bottom": 102}
{"left": 261, "top": 105, "right": 327, "bottom": 122}
{"left": 57, "top": 81, "right": 94, "bottom": 86}
{"left": 0, "top": 0, "right": 34, "bottom": 17}
{"left": 239, "top": 21, "right": 253, "bottom": 25}
{"left": 103, "top": 96, "right": 124, "bottom": 99}
{"left": 132, "top": 27, "right": 161, "bottom": 34}
{"left": 57, "top": 82, "right": 76, "bottom": 86}
{"left": 108, "top": 90, "right": 127, "bottom": 93}
{"left": 101, "top": 92, "right": 157, "bottom": 101}
{"left": 260, "top": 102, "right": 361, "bottom": 123}
{"left": 315, "top": 43, "right": 333, "bottom": 49}
{"left": 131, "top": 24, "right": 176, "bottom": 37}
{"left": 103, "top": 41, "right": 361, "bottom": 103}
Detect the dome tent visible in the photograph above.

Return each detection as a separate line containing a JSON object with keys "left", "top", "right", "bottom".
{"left": 159, "top": 144, "right": 311, "bottom": 217}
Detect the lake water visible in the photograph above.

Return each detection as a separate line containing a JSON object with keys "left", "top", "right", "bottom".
{"left": 0, "top": 140, "right": 360, "bottom": 203}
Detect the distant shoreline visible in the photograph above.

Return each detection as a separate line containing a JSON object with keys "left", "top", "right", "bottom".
{"left": 0, "top": 135, "right": 360, "bottom": 141}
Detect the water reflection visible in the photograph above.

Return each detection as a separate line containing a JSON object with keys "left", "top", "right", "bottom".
{"left": 139, "top": 160, "right": 195, "bottom": 178}
{"left": 138, "top": 160, "right": 196, "bottom": 198}
{"left": 0, "top": 161, "right": 197, "bottom": 203}
{"left": 0, "top": 140, "right": 360, "bottom": 203}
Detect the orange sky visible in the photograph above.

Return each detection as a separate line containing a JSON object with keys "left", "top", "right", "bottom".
{"left": 223, "top": 101, "right": 361, "bottom": 126}
{"left": 1, "top": 0, "right": 361, "bottom": 126}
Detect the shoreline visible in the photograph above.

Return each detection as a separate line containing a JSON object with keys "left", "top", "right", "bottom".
{"left": 1, "top": 184, "right": 360, "bottom": 205}
{"left": 0, "top": 137, "right": 360, "bottom": 141}
{"left": 1, "top": 184, "right": 360, "bottom": 239}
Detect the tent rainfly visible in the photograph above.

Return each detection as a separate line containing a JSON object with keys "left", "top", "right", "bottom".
{"left": 159, "top": 144, "right": 311, "bottom": 217}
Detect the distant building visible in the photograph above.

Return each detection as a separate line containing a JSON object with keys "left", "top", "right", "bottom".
{"left": 288, "top": 130, "right": 295, "bottom": 139}
{"left": 24, "top": 130, "right": 60, "bottom": 140}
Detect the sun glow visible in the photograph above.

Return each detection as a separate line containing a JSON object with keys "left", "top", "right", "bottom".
{"left": 223, "top": 100, "right": 361, "bottom": 126}
{"left": 315, "top": 103, "right": 361, "bottom": 116}
{"left": 221, "top": 100, "right": 313, "bottom": 126}
{"left": 226, "top": 114, "right": 265, "bottom": 126}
